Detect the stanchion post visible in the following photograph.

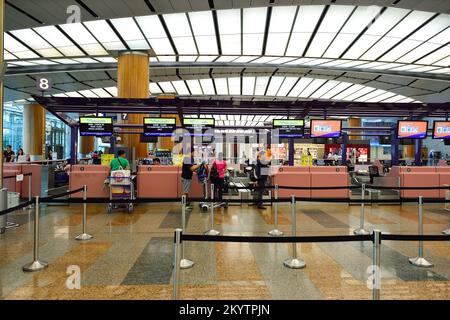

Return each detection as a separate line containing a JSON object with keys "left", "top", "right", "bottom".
{"left": 180, "top": 195, "right": 194, "bottom": 269}
{"left": 354, "top": 183, "right": 370, "bottom": 235}
{"left": 443, "top": 186, "right": 450, "bottom": 235}
{"left": 283, "top": 195, "right": 306, "bottom": 269}
{"left": 75, "top": 185, "right": 93, "bottom": 241}
{"left": 23, "top": 196, "right": 48, "bottom": 272}
{"left": 23, "top": 174, "right": 33, "bottom": 210}
{"left": 269, "top": 184, "right": 283, "bottom": 236}
{"left": 372, "top": 230, "right": 381, "bottom": 300}
{"left": 173, "top": 228, "right": 182, "bottom": 300}
{"left": 204, "top": 184, "right": 220, "bottom": 236}
{"left": 409, "top": 196, "right": 433, "bottom": 267}
{"left": 443, "top": 214, "right": 450, "bottom": 235}
{"left": 0, "top": 188, "right": 7, "bottom": 234}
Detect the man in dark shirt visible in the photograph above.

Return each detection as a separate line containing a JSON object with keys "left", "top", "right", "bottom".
{"left": 255, "top": 150, "right": 270, "bottom": 209}
{"left": 3, "top": 145, "right": 15, "bottom": 163}
{"left": 181, "top": 152, "right": 200, "bottom": 210}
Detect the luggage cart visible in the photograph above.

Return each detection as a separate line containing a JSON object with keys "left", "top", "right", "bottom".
{"left": 107, "top": 176, "right": 135, "bottom": 214}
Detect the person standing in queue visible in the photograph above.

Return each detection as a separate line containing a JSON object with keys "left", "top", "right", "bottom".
{"left": 110, "top": 150, "right": 130, "bottom": 171}
{"left": 181, "top": 151, "right": 200, "bottom": 211}
{"left": 3, "top": 145, "right": 15, "bottom": 163}
{"left": 210, "top": 152, "right": 227, "bottom": 205}
{"left": 255, "top": 150, "right": 270, "bottom": 209}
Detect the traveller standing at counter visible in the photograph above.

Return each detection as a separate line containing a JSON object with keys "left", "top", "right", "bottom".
{"left": 15, "top": 148, "right": 29, "bottom": 162}
{"left": 3, "top": 145, "right": 15, "bottom": 163}
{"left": 210, "top": 152, "right": 227, "bottom": 204}
{"left": 181, "top": 151, "right": 200, "bottom": 211}
{"left": 255, "top": 150, "right": 270, "bottom": 210}
{"left": 110, "top": 150, "right": 130, "bottom": 171}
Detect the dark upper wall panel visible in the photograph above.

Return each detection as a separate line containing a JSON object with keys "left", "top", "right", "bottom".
{"left": 5, "top": 0, "right": 450, "bottom": 31}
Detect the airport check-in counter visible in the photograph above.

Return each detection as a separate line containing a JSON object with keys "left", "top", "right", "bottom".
{"left": 272, "top": 167, "right": 311, "bottom": 198}
{"left": 3, "top": 164, "right": 22, "bottom": 193}
{"left": 69, "top": 165, "right": 110, "bottom": 198}
{"left": 137, "top": 166, "right": 179, "bottom": 198}
{"left": 386, "top": 166, "right": 450, "bottom": 198}
{"left": 3, "top": 163, "right": 47, "bottom": 198}
{"left": 137, "top": 165, "right": 207, "bottom": 199}
{"left": 272, "top": 166, "right": 349, "bottom": 199}
{"left": 310, "top": 166, "right": 349, "bottom": 198}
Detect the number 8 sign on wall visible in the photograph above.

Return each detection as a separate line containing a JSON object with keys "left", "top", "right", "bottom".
{"left": 36, "top": 77, "right": 52, "bottom": 92}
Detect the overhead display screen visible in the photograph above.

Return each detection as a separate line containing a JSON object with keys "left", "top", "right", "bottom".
{"left": 310, "top": 120, "right": 342, "bottom": 138}
{"left": 273, "top": 119, "right": 305, "bottom": 138}
{"left": 397, "top": 121, "right": 428, "bottom": 139}
{"left": 433, "top": 121, "right": 450, "bottom": 139}
{"left": 143, "top": 117, "right": 176, "bottom": 136}
{"left": 183, "top": 118, "right": 215, "bottom": 136}
{"left": 79, "top": 117, "right": 113, "bottom": 136}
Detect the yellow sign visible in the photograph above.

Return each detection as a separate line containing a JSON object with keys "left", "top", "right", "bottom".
{"left": 101, "top": 154, "right": 115, "bottom": 166}
{"left": 301, "top": 155, "right": 313, "bottom": 167}
{"left": 172, "top": 154, "right": 184, "bottom": 167}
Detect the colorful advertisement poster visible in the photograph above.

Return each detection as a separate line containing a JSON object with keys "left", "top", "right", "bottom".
{"left": 397, "top": 121, "right": 428, "bottom": 139}
{"left": 310, "top": 120, "right": 342, "bottom": 138}
{"left": 433, "top": 121, "right": 450, "bottom": 139}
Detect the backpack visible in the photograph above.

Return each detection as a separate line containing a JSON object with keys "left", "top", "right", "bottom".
{"left": 249, "top": 165, "right": 259, "bottom": 182}
{"left": 209, "top": 162, "right": 219, "bottom": 181}
{"left": 197, "top": 163, "right": 208, "bottom": 183}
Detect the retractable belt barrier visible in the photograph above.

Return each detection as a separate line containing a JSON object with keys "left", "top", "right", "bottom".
{"left": 2, "top": 172, "right": 33, "bottom": 180}
{"left": 34, "top": 197, "right": 450, "bottom": 205}
{"left": 2, "top": 184, "right": 450, "bottom": 215}
{"left": 226, "top": 185, "right": 450, "bottom": 190}
{"left": 172, "top": 229, "right": 450, "bottom": 300}
{"left": 179, "top": 234, "right": 374, "bottom": 243}
{"left": 0, "top": 187, "right": 84, "bottom": 216}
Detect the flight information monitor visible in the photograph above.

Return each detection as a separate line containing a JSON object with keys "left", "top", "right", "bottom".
{"left": 183, "top": 118, "right": 215, "bottom": 136}
{"left": 310, "top": 120, "right": 342, "bottom": 138}
{"left": 397, "top": 121, "right": 428, "bottom": 139}
{"left": 79, "top": 117, "right": 113, "bottom": 136}
{"left": 433, "top": 121, "right": 450, "bottom": 139}
{"left": 273, "top": 119, "right": 305, "bottom": 138}
{"left": 143, "top": 117, "right": 176, "bottom": 136}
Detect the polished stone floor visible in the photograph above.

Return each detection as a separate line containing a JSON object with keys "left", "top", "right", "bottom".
{"left": 0, "top": 200, "right": 449, "bottom": 300}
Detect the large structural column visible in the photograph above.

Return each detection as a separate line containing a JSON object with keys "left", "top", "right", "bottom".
{"left": 79, "top": 136, "right": 94, "bottom": 156}
{"left": 117, "top": 51, "right": 149, "bottom": 159}
{"left": 23, "top": 104, "right": 46, "bottom": 157}
{"left": 348, "top": 117, "right": 361, "bottom": 140}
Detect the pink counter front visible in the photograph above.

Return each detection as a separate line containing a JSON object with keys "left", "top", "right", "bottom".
{"left": 3, "top": 163, "right": 43, "bottom": 198}
{"left": 136, "top": 165, "right": 207, "bottom": 199}
{"left": 388, "top": 166, "right": 449, "bottom": 198}
{"left": 273, "top": 166, "right": 350, "bottom": 199}
{"left": 137, "top": 166, "right": 179, "bottom": 198}
{"left": 69, "top": 165, "right": 109, "bottom": 198}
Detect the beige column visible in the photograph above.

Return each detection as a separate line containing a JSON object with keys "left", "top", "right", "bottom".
{"left": 79, "top": 136, "right": 95, "bottom": 156}
{"left": 23, "top": 104, "right": 46, "bottom": 157}
{"left": 348, "top": 117, "right": 362, "bottom": 140}
{"left": 117, "top": 51, "right": 149, "bottom": 159}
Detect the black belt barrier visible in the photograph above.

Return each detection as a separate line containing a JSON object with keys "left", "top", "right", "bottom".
{"left": 0, "top": 187, "right": 84, "bottom": 216}
{"left": 2, "top": 172, "right": 33, "bottom": 180}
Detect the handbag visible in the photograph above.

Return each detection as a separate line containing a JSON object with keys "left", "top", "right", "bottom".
{"left": 110, "top": 158, "right": 131, "bottom": 185}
